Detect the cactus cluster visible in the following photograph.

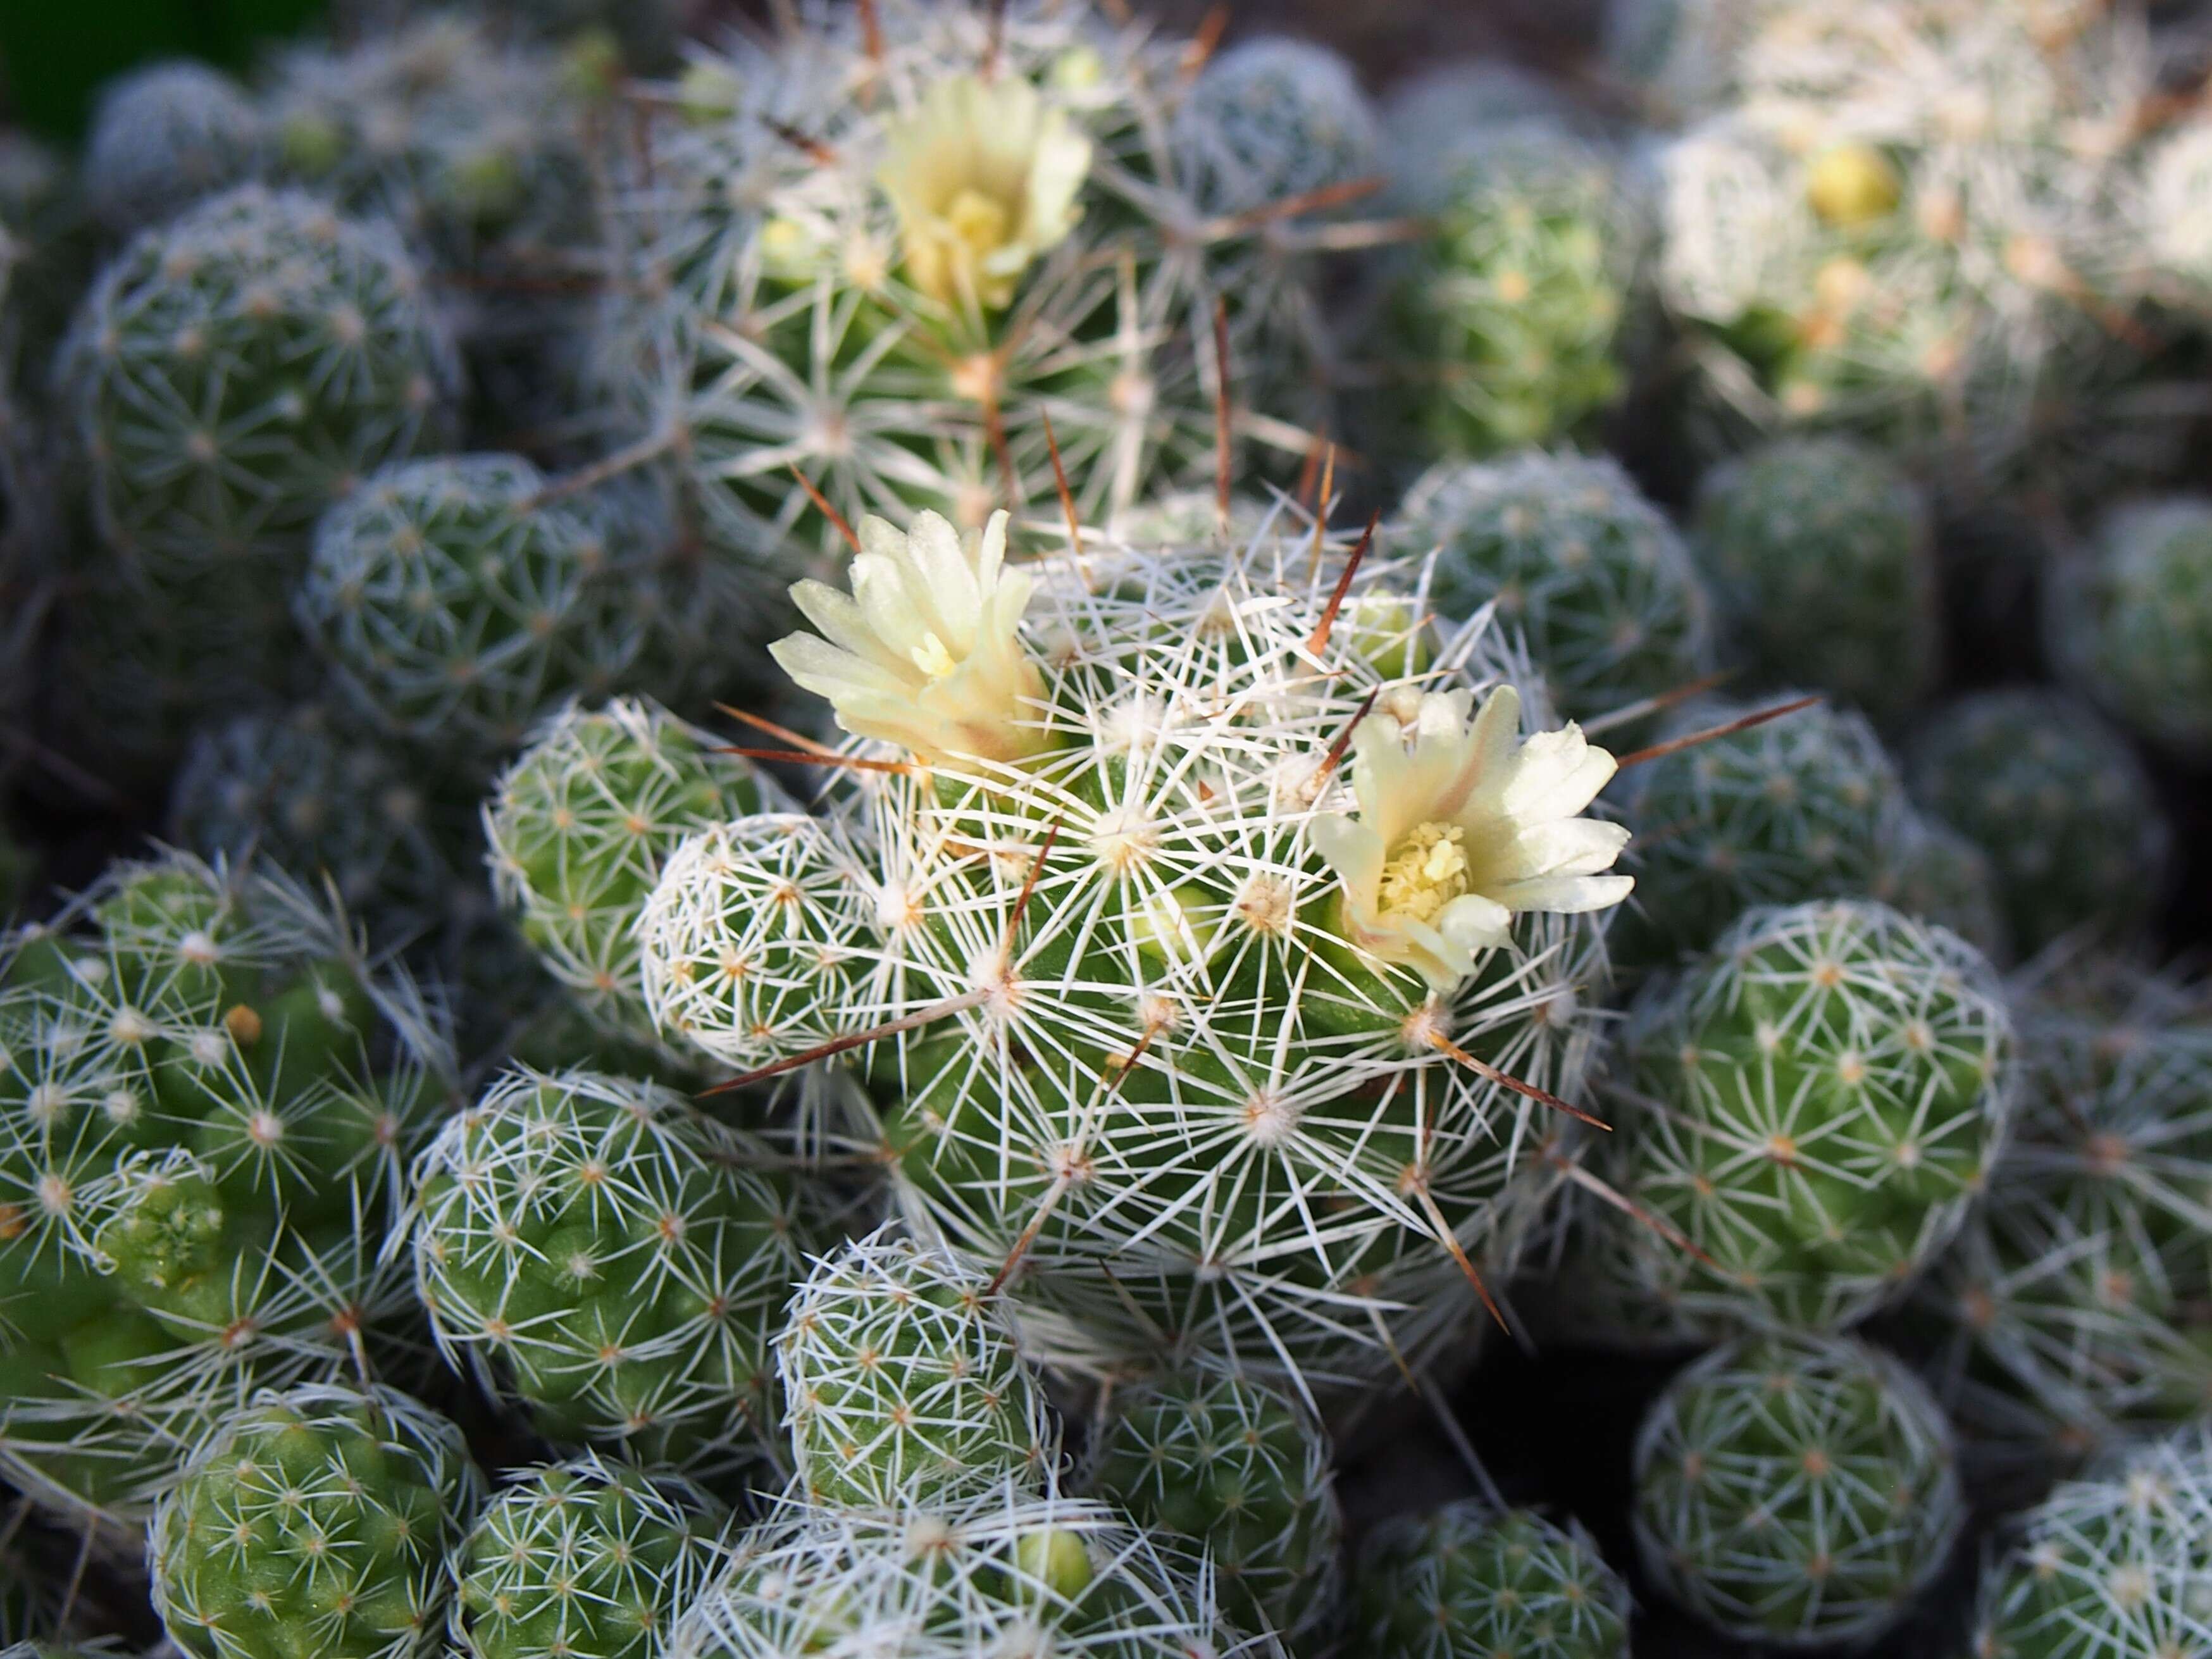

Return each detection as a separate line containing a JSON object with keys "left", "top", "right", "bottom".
{"left": 15, "top": 3, "right": 2212, "bottom": 1656}
{"left": 0, "top": 852, "right": 455, "bottom": 1529}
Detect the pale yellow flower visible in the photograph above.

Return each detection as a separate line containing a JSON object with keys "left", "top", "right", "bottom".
{"left": 877, "top": 73, "right": 1091, "bottom": 310}
{"left": 1308, "top": 685, "right": 1631, "bottom": 990}
{"left": 769, "top": 509, "right": 1047, "bottom": 765}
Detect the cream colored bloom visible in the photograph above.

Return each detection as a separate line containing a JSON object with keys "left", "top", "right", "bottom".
{"left": 1308, "top": 685, "right": 1631, "bottom": 990}
{"left": 769, "top": 509, "right": 1047, "bottom": 764}
{"left": 877, "top": 73, "right": 1091, "bottom": 310}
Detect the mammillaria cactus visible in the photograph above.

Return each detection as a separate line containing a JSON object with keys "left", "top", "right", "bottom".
{"left": 1691, "top": 435, "right": 1938, "bottom": 722}
{"left": 777, "top": 1228, "right": 1052, "bottom": 1509}
{"left": 63, "top": 186, "right": 459, "bottom": 585}
{"left": 1589, "top": 898, "right": 2013, "bottom": 1338}
{"left": 1904, "top": 957, "right": 2212, "bottom": 1491}
{"left": 1967, "top": 1421, "right": 2212, "bottom": 1659}
{"left": 668, "top": 1477, "right": 1255, "bottom": 1659}
{"left": 1633, "top": 1331, "right": 1963, "bottom": 1648}
{"left": 1370, "top": 118, "right": 1636, "bottom": 463}
{"left": 1393, "top": 450, "right": 1715, "bottom": 725}
{"left": 1615, "top": 696, "right": 1908, "bottom": 966}
{"left": 297, "top": 456, "right": 680, "bottom": 766}
{"left": 638, "top": 503, "right": 1627, "bottom": 1392}
{"left": 409, "top": 1067, "right": 816, "bottom": 1482}
{"left": 454, "top": 1455, "right": 725, "bottom": 1659}
{"left": 1353, "top": 1499, "right": 1628, "bottom": 1659}
{"left": 82, "top": 62, "right": 265, "bottom": 237}
{"left": 149, "top": 1382, "right": 481, "bottom": 1659}
{"left": 485, "top": 698, "right": 783, "bottom": 1043}
{"left": 0, "top": 852, "right": 456, "bottom": 1527}
{"left": 1904, "top": 688, "right": 2170, "bottom": 955}
{"left": 171, "top": 705, "right": 461, "bottom": 933}
{"left": 2051, "top": 497, "right": 2212, "bottom": 753}
{"left": 1087, "top": 1362, "right": 1343, "bottom": 1650}
{"left": 589, "top": 0, "right": 1377, "bottom": 584}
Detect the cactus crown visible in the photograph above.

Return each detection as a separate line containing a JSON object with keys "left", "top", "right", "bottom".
{"left": 409, "top": 1066, "right": 812, "bottom": 1481}
{"left": 1633, "top": 1331, "right": 1963, "bottom": 1648}
{"left": 1355, "top": 1498, "right": 1628, "bottom": 1659}
{"left": 1086, "top": 1362, "right": 1343, "bottom": 1646}
{"left": 777, "top": 1227, "right": 1053, "bottom": 1509}
{"left": 149, "top": 1382, "right": 483, "bottom": 1659}
{"left": 454, "top": 1454, "right": 726, "bottom": 1659}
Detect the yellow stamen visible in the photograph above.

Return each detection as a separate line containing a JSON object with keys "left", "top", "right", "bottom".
{"left": 909, "top": 633, "right": 959, "bottom": 679}
{"left": 1377, "top": 821, "right": 1473, "bottom": 923}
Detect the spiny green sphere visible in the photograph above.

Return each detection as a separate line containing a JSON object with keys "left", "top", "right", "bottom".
{"left": 149, "top": 1382, "right": 483, "bottom": 1659}
{"left": 1693, "top": 435, "right": 1937, "bottom": 723}
{"left": 454, "top": 1455, "right": 725, "bottom": 1659}
{"left": 1376, "top": 121, "right": 1632, "bottom": 460}
{"left": 1619, "top": 697, "right": 1907, "bottom": 964}
{"left": 297, "top": 455, "right": 674, "bottom": 762}
{"left": 410, "top": 1067, "right": 812, "bottom": 1481}
{"left": 65, "top": 186, "right": 457, "bottom": 583}
{"left": 1396, "top": 450, "right": 1713, "bottom": 725}
{"left": 1355, "top": 1500, "right": 1628, "bottom": 1659}
{"left": 1172, "top": 37, "right": 1379, "bottom": 219}
{"left": 1088, "top": 1364, "right": 1343, "bottom": 1648}
{"left": 1906, "top": 689, "right": 2170, "bottom": 957}
{"left": 84, "top": 61, "right": 265, "bottom": 236}
{"left": 1608, "top": 898, "right": 2012, "bottom": 1333}
{"left": 778, "top": 1229, "right": 1050, "bottom": 1510}
{"left": 2058, "top": 498, "right": 2212, "bottom": 752}
{"left": 1633, "top": 1332, "right": 1963, "bottom": 1648}
{"left": 485, "top": 698, "right": 779, "bottom": 1041}
{"left": 0, "top": 853, "right": 456, "bottom": 1524}
{"left": 1968, "top": 1422, "right": 2212, "bottom": 1659}
{"left": 1906, "top": 958, "right": 2212, "bottom": 1484}
{"left": 669, "top": 1479, "right": 1240, "bottom": 1659}
{"left": 170, "top": 704, "right": 459, "bottom": 931}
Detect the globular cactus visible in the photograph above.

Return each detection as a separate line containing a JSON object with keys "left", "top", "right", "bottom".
{"left": 1903, "top": 957, "right": 2212, "bottom": 1493}
{"left": 2050, "top": 497, "right": 2212, "bottom": 753}
{"left": 1871, "top": 807, "right": 2010, "bottom": 967}
{"left": 1691, "top": 435, "right": 1937, "bottom": 723}
{"left": 485, "top": 698, "right": 783, "bottom": 1043}
{"left": 637, "top": 506, "right": 1625, "bottom": 1394}
{"left": 296, "top": 456, "right": 680, "bottom": 766}
{"left": 776, "top": 1227, "right": 1052, "bottom": 1509}
{"left": 1967, "top": 1421, "right": 2212, "bottom": 1659}
{"left": 1353, "top": 1499, "right": 1629, "bottom": 1659}
{"left": 149, "top": 1382, "right": 482, "bottom": 1659}
{"left": 668, "top": 1477, "right": 1253, "bottom": 1659}
{"left": 1369, "top": 118, "right": 1637, "bottom": 462}
{"left": 63, "top": 186, "right": 459, "bottom": 586}
{"left": 1588, "top": 898, "right": 2013, "bottom": 1338}
{"left": 1392, "top": 450, "right": 1715, "bottom": 726}
{"left": 635, "top": 814, "right": 878, "bottom": 1073}
{"left": 1904, "top": 688, "right": 2170, "bottom": 956}
{"left": 0, "top": 852, "right": 456, "bottom": 1529}
{"left": 1633, "top": 1331, "right": 1963, "bottom": 1648}
{"left": 453, "top": 1455, "right": 725, "bottom": 1659}
{"left": 1086, "top": 1362, "right": 1343, "bottom": 1650}
{"left": 590, "top": 0, "right": 1378, "bottom": 587}
{"left": 171, "top": 705, "right": 463, "bottom": 935}
{"left": 1615, "top": 696, "right": 1908, "bottom": 966}
{"left": 409, "top": 1067, "right": 816, "bottom": 1482}
{"left": 82, "top": 62, "right": 265, "bottom": 237}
